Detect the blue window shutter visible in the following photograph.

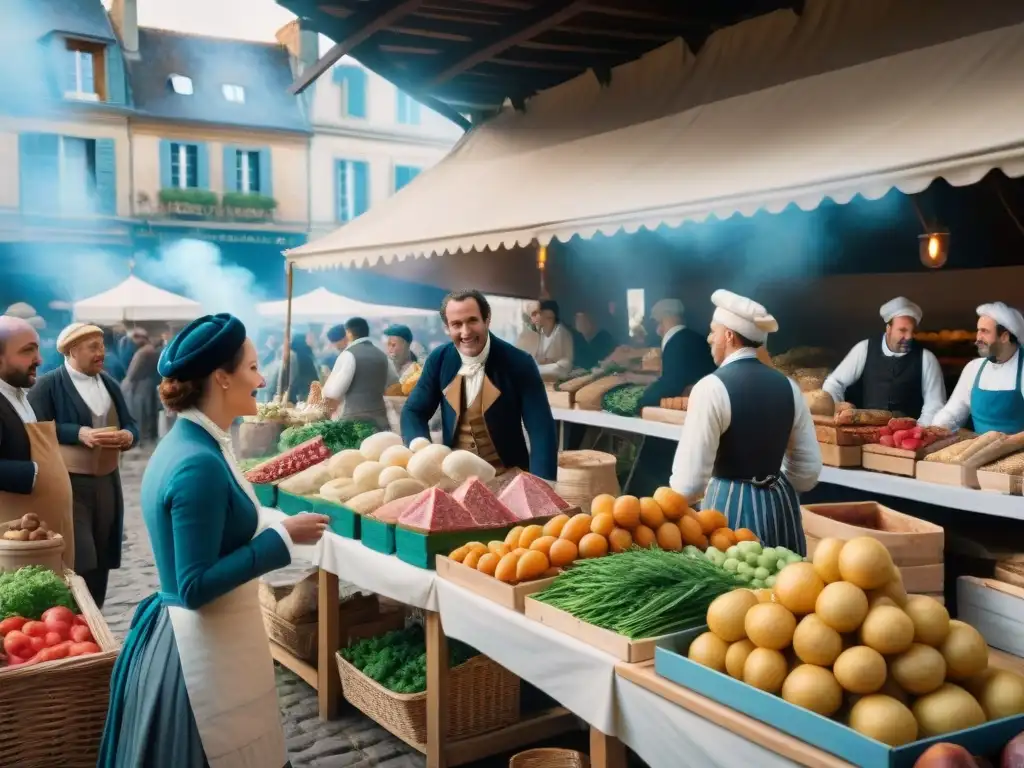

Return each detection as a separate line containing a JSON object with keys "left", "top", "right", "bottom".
{"left": 222, "top": 144, "right": 238, "bottom": 192}
{"left": 396, "top": 91, "right": 406, "bottom": 123}
{"left": 159, "top": 140, "right": 173, "bottom": 188}
{"left": 353, "top": 160, "right": 369, "bottom": 217}
{"left": 196, "top": 142, "right": 209, "bottom": 189}
{"left": 410, "top": 99, "right": 421, "bottom": 125}
{"left": 258, "top": 148, "right": 273, "bottom": 197}
{"left": 395, "top": 165, "right": 420, "bottom": 192}
{"left": 51, "top": 38, "right": 74, "bottom": 95}
{"left": 335, "top": 160, "right": 346, "bottom": 222}
{"left": 105, "top": 45, "right": 126, "bottom": 104}
{"left": 348, "top": 69, "right": 367, "bottom": 118}
{"left": 94, "top": 138, "right": 116, "bottom": 215}
{"left": 19, "top": 133, "right": 60, "bottom": 214}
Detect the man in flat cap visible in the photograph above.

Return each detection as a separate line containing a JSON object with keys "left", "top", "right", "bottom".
{"left": 29, "top": 322, "right": 138, "bottom": 607}
{"left": 823, "top": 297, "right": 946, "bottom": 425}
{"left": 932, "top": 301, "right": 1024, "bottom": 434}
{"left": 384, "top": 324, "right": 418, "bottom": 378}
{"left": 321, "top": 324, "right": 348, "bottom": 373}
{"left": 670, "top": 290, "right": 821, "bottom": 553}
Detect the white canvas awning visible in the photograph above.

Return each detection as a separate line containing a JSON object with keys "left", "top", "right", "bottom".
{"left": 256, "top": 287, "right": 436, "bottom": 323}
{"left": 286, "top": 0, "right": 1024, "bottom": 270}
{"left": 73, "top": 275, "right": 202, "bottom": 324}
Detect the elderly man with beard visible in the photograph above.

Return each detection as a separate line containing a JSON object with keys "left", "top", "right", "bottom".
{"left": 932, "top": 302, "right": 1024, "bottom": 434}
{"left": 0, "top": 316, "right": 74, "bottom": 559}
{"left": 29, "top": 323, "right": 138, "bottom": 606}
{"left": 402, "top": 290, "right": 557, "bottom": 479}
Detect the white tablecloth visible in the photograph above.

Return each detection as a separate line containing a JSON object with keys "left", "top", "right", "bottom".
{"left": 435, "top": 579, "right": 619, "bottom": 734}
{"left": 259, "top": 507, "right": 319, "bottom": 564}
{"left": 313, "top": 532, "right": 439, "bottom": 611}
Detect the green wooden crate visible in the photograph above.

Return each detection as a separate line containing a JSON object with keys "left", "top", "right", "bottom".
{"left": 277, "top": 489, "right": 315, "bottom": 516}
{"left": 395, "top": 525, "right": 517, "bottom": 570}
{"left": 313, "top": 499, "right": 359, "bottom": 538}
{"left": 361, "top": 516, "right": 396, "bottom": 554}
{"left": 252, "top": 483, "right": 277, "bottom": 507}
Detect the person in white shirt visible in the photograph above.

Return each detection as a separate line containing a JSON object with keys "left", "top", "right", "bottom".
{"left": 823, "top": 297, "right": 946, "bottom": 425}
{"left": 931, "top": 302, "right": 1024, "bottom": 434}
{"left": 29, "top": 323, "right": 139, "bottom": 607}
{"left": 533, "top": 299, "right": 574, "bottom": 381}
{"left": 515, "top": 300, "right": 541, "bottom": 356}
{"left": 0, "top": 316, "right": 41, "bottom": 494}
{"left": 322, "top": 317, "right": 397, "bottom": 430}
{"left": 670, "top": 290, "right": 821, "bottom": 554}
{"left": 638, "top": 298, "right": 716, "bottom": 408}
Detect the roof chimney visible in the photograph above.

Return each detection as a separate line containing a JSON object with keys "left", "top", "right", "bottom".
{"left": 276, "top": 19, "right": 319, "bottom": 74}
{"left": 110, "top": 0, "right": 138, "bottom": 57}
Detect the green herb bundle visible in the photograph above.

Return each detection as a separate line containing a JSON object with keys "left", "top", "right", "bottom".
{"left": 601, "top": 384, "right": 646, "bottom": 417}
{"left": 340, "top": 624, "right": 477, "bottom": 694}
{"left": 533, "top": 548, "right": 741, "bottom": 639}
{"left": 0, "top": 566, "right": 77, "bottom": 620}
{"left": 278, "top": 420, "right": 378, "bottom": 455}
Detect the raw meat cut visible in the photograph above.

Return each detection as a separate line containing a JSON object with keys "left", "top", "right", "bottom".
{"left": 397, "top": 487, "right": 478, "bottom": 532}
{"left": 451, "top": 478, "right": 518, "bottom": 526}
{"left": 372, "top": 495, "right": 417, "bottom": 524}
{"left": 497, "top": 473, "right": 570, "bottom": 520}
{"left": 245, "top": 437, "right": 331, "bottom": 484}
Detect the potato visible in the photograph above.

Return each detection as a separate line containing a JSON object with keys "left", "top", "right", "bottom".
{"left": 347, "top": 489, "right": 386, "bottom": 515}
{"left": 377, "top": 466, "right": 410, "bottom": 488}
{"left": 383, "top": 478, "right": 427, "bottom": 504}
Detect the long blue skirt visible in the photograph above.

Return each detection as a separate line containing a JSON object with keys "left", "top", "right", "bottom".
{"left": 702, "top": 475, "right": 806, "bottom": 555}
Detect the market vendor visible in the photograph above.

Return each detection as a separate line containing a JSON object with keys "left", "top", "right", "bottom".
{"left": 402, "top": 289, "right": 557, "bottom": 479}
{"left": 323, "top": 317, "right": 396, "bottom": 430}
{"left": 669, "top": 290, "right": 821, "bottom": 553}
{"left": 931, "top": 301, "right": 1024, "bottom": 434}
{"left": 638, "top": 298, "right": 716, "bottom": 408}
{"left": 532, "top": 299, "right": 574, "bottom": 381}
{"left": 29, "top": 323, "right": 139, "bottom": 607}
{"left": 384, "top": 323, "right": 418, "bottom": 378}
{"left": 822, "top": 297, "right": 946, "bottom": 424}
{"left": 0, "top": 316, "right": 73, "bottom": 558}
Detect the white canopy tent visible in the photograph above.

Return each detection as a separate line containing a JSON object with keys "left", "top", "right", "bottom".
{"left": 285, "top": 0, "right": 1024, "bottom": 271}
{"left": 256, "top": 287, "right": 436, "bottom": 323}
{"left": 72, "top": 275, "right": 202, "bottom": 324}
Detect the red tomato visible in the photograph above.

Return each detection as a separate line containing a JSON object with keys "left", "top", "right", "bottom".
{"left": 43, "top": 631, "right": 64, "bottom": 648}
{"left": 68, "top": 641, "right": 100, "bottom": 657}
{"left": 3, "top": 630, "right": 31, "bottom": 657}
{"left": 73, "top": 614, "right": 88, "bottom": 627}
{"left": 0, "top": 617, "right": 28, "bottom": 636}
{"left": 45, "top": 620, "right": 71, "bottom": 639}
{"left": 70, "top": 624, "right": 93, "bottom": 643}
{"left": 42, "top": 606, "right": 75, "bottom": 625}
{"left": 29, "top": 636, "right": 44, "bottom": 653}
{"left": 37, "top": 642, "right": 71, "bottom": 662}
{"left": 22, "top": 621, "right": 48, "bottom": 638}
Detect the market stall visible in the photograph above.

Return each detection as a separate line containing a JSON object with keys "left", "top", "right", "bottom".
{"left": 256, "top": 287, "right": 436, "bottom": 323}
{"left": 72, "top": 275, "right": 202, "bottom": 324}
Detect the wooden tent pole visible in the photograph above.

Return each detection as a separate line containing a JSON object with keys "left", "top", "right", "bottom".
{"left": 279, "top": 261, "right": 294, "bottom": 401}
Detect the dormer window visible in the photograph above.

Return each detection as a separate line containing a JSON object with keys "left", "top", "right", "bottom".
{"left": 64, "top": 39, "right": 104, "bottom": 101}
{"left": 222, "top": 84, "right": 245, "bottom": 103}
{"left": 169, "top": 74, "right": 193, "bottom": 95}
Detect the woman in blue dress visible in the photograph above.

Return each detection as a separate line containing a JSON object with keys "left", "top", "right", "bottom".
{"left": 99, "top": 313, "right": 329, "bottom": 768}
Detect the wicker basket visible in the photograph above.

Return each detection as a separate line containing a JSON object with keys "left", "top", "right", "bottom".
{"left": 262, "top": 606, "right": 318, "bottom": 660}
{"left": 511, "top": 749, "right": 590, "bottom": 768}
{"left": 0, "top": 571, "right": 120, "bottom": 767}
{"left": 336, "top": 652, "right": 520, "bottom": 748}
{"left": 556, "top": 450, "right": 620, "bottom": 513}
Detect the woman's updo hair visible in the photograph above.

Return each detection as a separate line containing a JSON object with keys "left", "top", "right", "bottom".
{"left": 158, "top": 343, "right": 246, "bottom": 413}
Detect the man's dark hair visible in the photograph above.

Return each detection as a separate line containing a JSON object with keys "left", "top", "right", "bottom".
{"left": 345, "top": 317, "right": 370, "bottom": 339}
{"left": 539, "top": 299, "right": 560, "bottom": 324}
{"left": 996, "top": 324, "right": 1020, "bottom": 346}
{"left": 733, "top": 331, "right": 763, "bottom": 349}
{"left": 440, "top": 290, "right": 491, "bottom": 324}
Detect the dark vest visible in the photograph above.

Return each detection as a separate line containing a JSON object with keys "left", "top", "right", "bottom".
{"left": 0, "top": 395, "right": 31, "bottom": 461}
{"left": 712, "top": 358, "right": 794, "bottom": 481}
{"left": 858, "top": 336, "right": 924, "bottom": 418}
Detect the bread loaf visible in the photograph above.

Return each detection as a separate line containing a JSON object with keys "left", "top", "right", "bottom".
{"left": 925, "top": 435, "right": 979, "bottom": 463}
{"left": 957, "top": 432, "right": 1006, "bottom": 465}
{"left": 964, "top": 432, "right": 1024, "bottom": 468}
{"left": 835, "top": 409, "right": 892, "bottom": 426}
{"left": 980, "top": 450, "right": 1024, "bottom": 475}
{"left": 804, "top": 390, "right": 835, "bottom": 417}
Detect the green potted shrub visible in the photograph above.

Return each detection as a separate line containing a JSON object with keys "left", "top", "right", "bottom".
{"left": 159, "top": 188, "right": 218, "bottom": 219}
{"left": 222, "top": 192, "right": 277, "bottom": 222}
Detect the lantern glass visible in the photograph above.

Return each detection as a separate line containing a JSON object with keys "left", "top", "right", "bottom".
{"left": 919, "top": 232, "right": 948, "bottom": 269}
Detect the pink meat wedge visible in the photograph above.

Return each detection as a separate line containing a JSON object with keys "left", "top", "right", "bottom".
{"left": 372, "top": 495, "right": 417, "bottom": 524}
{"left": 497, "top": 473, "right": 570, "bottom": 520}
{"left": 397, "top": 487, "right": 477, "bottom": 532}
{"left": 451, "top": 477, "right": 518, "bottom": 526}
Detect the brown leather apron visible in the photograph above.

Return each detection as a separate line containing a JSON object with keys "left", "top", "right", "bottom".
{"left": 0, "top": 421, "right": 75, "bottom": 569}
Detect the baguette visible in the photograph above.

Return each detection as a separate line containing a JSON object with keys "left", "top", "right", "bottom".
{"left": 957, "top": 432, "right": 1006, "bottom": 465}
{"left": 981, "top": 450, "right": 1024, "bottom": 475}
{"left": 965, "top": 431, "right": 1024, "bottom": 469}
{"left": 835, "top": 409, "right": 892, "bottom": 426}
{"left": 925, "top": 436, "right": 979, "bottom": 463}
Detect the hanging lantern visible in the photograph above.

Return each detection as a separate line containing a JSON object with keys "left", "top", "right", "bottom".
{"left": 918, "top": 232, "right": 949, "bottom": 269}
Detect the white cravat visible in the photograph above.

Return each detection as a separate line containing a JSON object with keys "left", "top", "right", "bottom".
{"left": 65, "top": 361, "right": 112, "bottom": 418}
{"left": 458, "top": 335, "right": 491, "bottom": 406}
{"left": 0, "top": 378, "right": 36, "bottom": 423}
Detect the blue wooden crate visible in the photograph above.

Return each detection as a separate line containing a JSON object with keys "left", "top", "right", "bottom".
{"left": 361, "top": 516, "right": 395, "bottom": 554}
{"left": 655, "top": 629, "right": 1024, "bottom": 768}
{"left": 276, "top": 489, "right": 316, "bottom": 516}
{"left": 313, "top": 499, "right": 359, "bottom": 538}
{"left": 252, "top": 483, "right": 277, "bottom": 507}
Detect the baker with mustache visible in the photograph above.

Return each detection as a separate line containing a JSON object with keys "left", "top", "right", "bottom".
{"left": 932, "top": 302, "right": 1024, "bottom": 434}
{"left": 29, "top": 323, "right": 139, "bottom": 607}
{"left": 0, "top": 316, "right": 75, "bottom": 566}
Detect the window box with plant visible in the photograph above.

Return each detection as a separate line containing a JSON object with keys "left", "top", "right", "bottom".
{"left": 158, "top": 188, "right": 218, "bottom": 219}
{"left": 222, "top": 191, "right": 277, "bottom": 222}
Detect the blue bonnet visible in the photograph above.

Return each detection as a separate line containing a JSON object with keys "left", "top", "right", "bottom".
{"left": 158, "top": 313, "right": 247, "bottom": 380}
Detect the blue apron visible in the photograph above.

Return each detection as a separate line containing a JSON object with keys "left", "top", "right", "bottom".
{"left": 702, "top": 474, "right": 807, "bottom": 555}
{"left": 970, "top": 351, "right": 1024, "bottom": 434}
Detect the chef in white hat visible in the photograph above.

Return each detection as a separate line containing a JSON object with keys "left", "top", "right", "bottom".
{"left": 931, "top": 302, "right": 1024, "bottom": 434}
{"left": 822, "top": 297, "right": 946, "bottom": 424}
{"left": 669, "top": 290, "right": 821, "bottom": 554}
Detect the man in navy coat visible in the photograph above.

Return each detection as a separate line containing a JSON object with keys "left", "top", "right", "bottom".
{"left": 402, "top": 290, "right": 558, "bottom": 480}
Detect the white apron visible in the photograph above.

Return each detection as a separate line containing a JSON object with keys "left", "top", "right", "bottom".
{"left": 167, "top": 410, "right": 288, "bottom": 768}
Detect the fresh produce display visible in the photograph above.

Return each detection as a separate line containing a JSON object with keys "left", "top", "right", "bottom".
{"left": 277, "top": 420, "right": 378, "bottom": 456}
{"left": 277, "top": 460, "right": 333, "bottom": 495}
{"left": 689, "top": 540, "right": 807, "bottom": 590}
{"left": 686, "top": 536, "right": 1024, "bottom": 747}
{"left": 533, "top": 548, "right": 742, "bottom": 639}
{"left": 443, "top": 450, "right": 498, "bottom": 484}
{"left": 398, "top": 488, "right": 478, "bottom": 532}
{"left": 339, "top": 624, "right": 477, "bottom": 694}
{"left": 0, "top": 566, "right": 77, "bottom": 621}
{"left": 876, "top": 418, "right": 949, "bottom": 452}
{"left": 3, "top": 513, "right": 60, "bottom": 542}
{"left": 451, "top": 479, "right": 518, "bottom": 525}
{"left": 245, "top": 436, "right": 332, "bottom": 484}
{"left": 254, "top": 398, "right": 288, "bottom": 422}
{"left": 601, "top": 384, "right": 646, "bottom": 417}
{"left": 498, "top": 474, "right": 572, "bottom": 520}
{"left": 924, "top": 430, "right": 1024, "bottom": 470}
{"left": 399, "top": 362, "right": 422, "bottom": 396}
{"left": 0, "top": 606, "right": 100, "bottom": 667}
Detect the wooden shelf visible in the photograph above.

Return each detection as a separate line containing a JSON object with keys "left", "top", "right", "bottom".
{"left": 270, "top": 640, "right": 318, "bottom": 690}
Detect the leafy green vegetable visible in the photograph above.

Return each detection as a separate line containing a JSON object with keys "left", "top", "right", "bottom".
{"left": 340, "top": 624, "right": 477, "bottom": 694}
{"left": 533, "top": 548, "right": 740, "bottom": 639}
{"left": 278, "top": 420, "right": 378, "bottom": 455}
{"left": 0, "top": 566, "right": 78, "bottom": 620}
{"left": 601, "top": 384, "right": 646, "bottom": 417}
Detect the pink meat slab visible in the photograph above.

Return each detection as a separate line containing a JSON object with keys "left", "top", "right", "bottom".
{"left": 372, "top": 495, "right": 416, "bottom": 524}
{"left": 398, "top": 487, "right": 478, "bottom": 532}
{"left": 498, "top": 473, "right": 569, "bottom": 520}
{"left": 451, "top": 477, "right": 518, "bottom": 526}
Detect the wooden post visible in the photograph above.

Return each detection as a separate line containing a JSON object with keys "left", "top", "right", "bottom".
{"left": 279, "top": 261, "right": 294, "bottom": 400}
{"left": 317, "top": 568, "right": 341, "bottom": 720}
{"left": 589, "top": 728, "right": 628, "bottom": 768}
{"left": 425, "top": 610, "right": 450, "bottom": 768}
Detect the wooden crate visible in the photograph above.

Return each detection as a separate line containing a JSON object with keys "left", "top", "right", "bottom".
{"left": 861, "top": 444, "right": 916, "bottom": 476}
{"left": 640, "top": 407, "right": 685, "bottom": 426}
{"left": 978, "top": 470, "right": 1023, "bottom": 496}
{"left": 915, "top": 461, "right": 980, "bottom": 489}
{"left": 807, "top": 536, "right": 944, "bottom": 593}
{"left": 546, "top": 390, "right": 573, "bottom": 409}
{"left": 819, "top": 443, "right": 861, "bottom": 468}
{"left": 436, "top": 556, "right": 559, "bottom": 612}
{"left": 801, "top": 502, "right": 944, "bottom": 567}
{"left": 524, "top": 597, "right": 669, "bottom": 662}
{"left": 956, "top": 576, "right": 1024, "bottom": 657}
